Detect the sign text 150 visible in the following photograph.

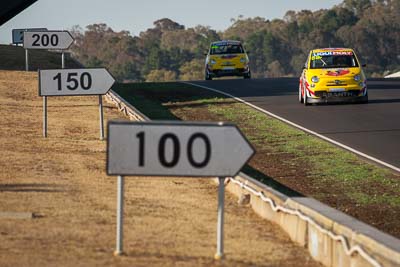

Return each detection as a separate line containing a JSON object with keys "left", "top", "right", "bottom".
{"left": 53, "top": 72, "right": 92, "bottom": 91}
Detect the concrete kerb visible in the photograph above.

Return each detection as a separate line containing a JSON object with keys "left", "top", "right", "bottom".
{"left": 105, "top": 89, "right": 400, "bottom": 267}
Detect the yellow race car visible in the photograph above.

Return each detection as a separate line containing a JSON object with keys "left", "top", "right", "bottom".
{"left": 205, "top": 40, "right": 251, "bottom": 80}
{"left": 299, "top": 48, "right": 368, "bottom": 105}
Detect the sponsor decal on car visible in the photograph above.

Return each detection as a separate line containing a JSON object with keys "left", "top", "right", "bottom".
{"left": 323, "top": 91, "right": 355, "bottom": 97}
{"left": 221, "top": 61, "right": 234, "bottom": 66}
{"left": 328, "top": 88, "right": 346, "bottom": 92}
{"left": 313, "top": 51, "right": 353, "bottom": 57}
{"left": 326, "top": 69, "right": 350, "bottom": 76}
{"left": 221, "top": 55, "right": 238, "bottom": 59}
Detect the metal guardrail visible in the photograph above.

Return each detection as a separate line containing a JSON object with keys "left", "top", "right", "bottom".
{"left": 105, "top": 90, "right": 149, "bottom": 121}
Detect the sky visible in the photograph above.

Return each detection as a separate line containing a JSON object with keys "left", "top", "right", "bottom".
{"left": 1, "top": 0, "right": 342, "bottom": 44}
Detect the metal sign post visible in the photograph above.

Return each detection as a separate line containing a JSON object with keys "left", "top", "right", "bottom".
{"left": 25, "top": 49, "right": 29, "bottom": 71}
{"left": 99, "top": 95, "right": 104, "bottom": 140}
{"left": 38, "top": 68, "right": 115, "bottom": 139}
{"left": 62, "top": 51, "right": 65, "bottom": 69}
{"left": 215, "top": 177, "right": 225, "bottom": 260}
{"left": 114, "top": 175, "right": 125, "bottom": 256}
{"left": 43, "top": 96, "right": 47, "bottom": 137}
{"left": 107, "top": 121, "right": 255, "bottom": 258}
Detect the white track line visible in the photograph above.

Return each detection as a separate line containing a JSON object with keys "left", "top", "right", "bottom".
{"left": 182, "top": 81, "right": 400, "bottom": 173}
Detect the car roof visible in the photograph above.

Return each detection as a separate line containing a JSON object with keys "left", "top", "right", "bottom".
{"left": 311, "top": 48, "right": 355, "bottom": 53}
{"left": 211, "top": 40, "right": 241, "bottom": 46}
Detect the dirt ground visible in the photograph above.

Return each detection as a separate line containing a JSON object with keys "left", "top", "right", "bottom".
{"left": 0, "top": 70, "right": 321, "bottom": 266}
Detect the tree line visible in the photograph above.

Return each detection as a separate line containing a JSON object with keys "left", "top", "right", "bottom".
{"left": 70, "top": 0, "right": 399, "bottom": 82}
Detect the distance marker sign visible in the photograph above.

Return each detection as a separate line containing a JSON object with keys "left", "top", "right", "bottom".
{"left": 23, "top": 31, "right": 74, "bottom": 50}
{"left": 107, "top": 121, "right": 255, "bottom": 177}
{"left": 39, "top": 68, "right": 115, "bottom": 96}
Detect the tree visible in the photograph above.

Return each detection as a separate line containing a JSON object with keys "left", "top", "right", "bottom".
{"left": 70, "top": 1, "right": 399, "bottom": 80}
{"left": 146, "top": 69, "right": 177, "bottom": 82}
{"left": 343, "top": 0, "right": 372, "bottom": 16}
{"left": 179, "top": 59, "right": 204, "bottom": 81}
{"left": 154, "top": 18, "right": 185, "bottom": 31}
{"left": 267, "top": 61, "right": 285, "bottom": 77}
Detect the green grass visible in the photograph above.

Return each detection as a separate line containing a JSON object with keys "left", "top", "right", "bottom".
{"left": 113, "top": 82, "right": 400, "bottom": 208}
{"left": 209, "top": 101, "right": 400, "bottom": 205}
{"left": 114, "top": 83, "right": 178, "bottom": 120}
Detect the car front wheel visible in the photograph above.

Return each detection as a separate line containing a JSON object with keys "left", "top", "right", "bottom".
{"left": 360, "top": 92, "right": 368, "bottom": 104}
{"left": 303, "top": 87, "right": 309, "bottom": 106}
{"left": 298, "top": 83, "right": 303, "bottom": 103}
{"left": 205, "top": 70, "right": 212, "bottom": 80}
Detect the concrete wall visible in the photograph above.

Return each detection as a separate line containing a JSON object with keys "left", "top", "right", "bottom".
{"left": 228, "top": 174, "right": 400, "bottom": 267}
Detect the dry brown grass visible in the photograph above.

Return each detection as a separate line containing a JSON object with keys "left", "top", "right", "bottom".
{"left": 0, "top": 70, "right": 320, "bottom": 266}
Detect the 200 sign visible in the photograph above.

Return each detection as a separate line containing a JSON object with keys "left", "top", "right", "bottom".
{"left": 32, "top": 33, "right": 59, "bottom": 47}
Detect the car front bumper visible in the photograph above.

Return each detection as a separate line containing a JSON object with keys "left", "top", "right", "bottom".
{"left": 307, "top": 87, "right": 368, "bottom": 104}
{"left": 307, "top": 95, "right": 368, "bottom": 104}
{"left": 207, "top": 68, "right": 250, "bottom": 77}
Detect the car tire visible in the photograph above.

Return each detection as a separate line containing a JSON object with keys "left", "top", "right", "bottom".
{"left": 244, "top": 71, "right": 251, "bottom": 79}
{"left": 360, "top": 92, "right": 368, "bottom": 104}
{"left": 304, "top": 87, "right": 309, "bottom": 106}
{"left": 299, "top": 83, "right": 303, "bottom": 103}
{"left": 205, "top": 70, "right": 212, "bottom": 81}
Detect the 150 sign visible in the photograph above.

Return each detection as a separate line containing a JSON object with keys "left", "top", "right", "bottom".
{"left": 53, "top": 72, "right": 92, "bottom": 91}
{"left": 39, "top": 68, "right": 115, "bottom": 96}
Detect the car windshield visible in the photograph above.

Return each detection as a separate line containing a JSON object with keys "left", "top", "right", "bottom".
{"left": 210, "top": 43, "right": 244, "bottom": 55}
{"left": 310, "top": 53, "right": 359, "bottom": 69}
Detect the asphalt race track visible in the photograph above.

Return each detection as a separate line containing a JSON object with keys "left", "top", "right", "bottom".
{"left": 189, "top": 78, "right": 400, "bottom": 171}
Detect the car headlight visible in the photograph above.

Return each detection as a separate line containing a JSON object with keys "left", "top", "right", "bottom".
{"left": 240, "top": 57, "right": 246, "bottom": 63}
{"left": 311, "top": 76, "right": 320, "bottom": 83}
{"left": 210, "top": 59, "right": 216, "bottom": 65}
{"left": 354, "top": 74, "right": 361, "bottom": 81}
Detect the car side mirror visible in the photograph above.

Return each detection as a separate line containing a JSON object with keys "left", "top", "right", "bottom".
{"left": 302, "top": 65, "right": 307, "bottom": 70}
{"left": 362, "top": 63, "right": 367, "bottom": 67}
